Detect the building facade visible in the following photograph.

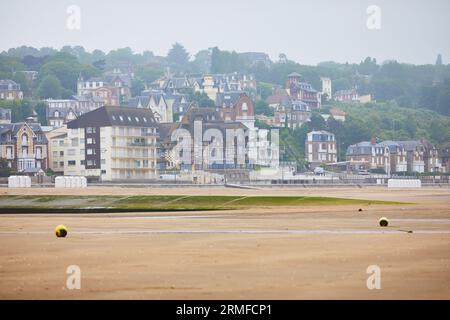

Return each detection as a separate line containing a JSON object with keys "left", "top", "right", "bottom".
{"left": 46, "top": 95, "right": 104, "bottom": 127}
{"left": 77, "top": 75, "right": 131, "bottom": 106}
{"left": 0, "top": 80, "right": 23, "bottom": 100}
{"left": 0, "top": 122, "right": 48, "bottom": 173}
{"left": 285, "top": 73, "right": 321, "bottom": 109}
{"left": 127, "top": 90, "right": 173, "bottom": 123}
{"left": 306, "top": 131, "right": 337, "bottom": 166}
{"left": 346, "top": 140, "right": 390, "bottom": 173}
{"left": 66, "top": 106, "right": 159, "bottom": 181}
{"left": 320, "top": 77, "right": 332, "bottom": 100}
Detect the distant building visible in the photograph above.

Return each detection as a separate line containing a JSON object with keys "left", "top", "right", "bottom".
{"left": 0, "top": 80, "right": 23, "bottom": 100}
{"left": 158, "top": 107, "right": 253, "bottom": 183}
{"left": 346, "top": 138, "right": 448, "bottom": 174}
{"left": 378, "top": 141, "right": 408, "bottom": 173}
{"left": 306, "top": 131, "right": 337, "bottom": 166}
{"left": 334, "top": 89, "right": 359, "bottom": 102}
{"left": 320, "top": 77, "right": 332, "bottom": 100}
{"left": 166, "top": 93, "right": 190, "bottom": 122}
{"left": 45, "top": 95, "right": 104, "bottom": 128}
{"left": 0, "top": 107, "right": 12, "bottom": 124}
{"left": 274, "top": 99, "right": 311, "bottom": 129}
{"left": 440, "top": 142, "right": 450, "bottom": 173}
{"left": 127, "top": 90, "right": 173, "bottom": 123}
{"left": 334, "top": 89, "right": 372, "bottom": 103}
{"left": 358, "top": 94, "right": 372, "bottom": 103}
{"left": 215, "top": 91, "right": 255, "bottom": 128}
{"left": 0, "top": 121, "right": 48, "bottom": 173}
{"left": 285, "top": 73, "right": 321, "bottom": 109}
{"left": 77, "top": 74, "right": 131, "bottom": 106}
{"left": 66, "top": 106, "right": 159, "bottom": 181}
{"left": 346, "top": 139, "right": 390, "bottom": 173}
{"left": 395, "top": 140, "right": 426, "bottom": 173}
{"left": 420, "top": 139, "right": 445, "bottom": 173}
{"left": 46, "top": 126, "right": 68, "bottom": 174}
{"left": 321, "top": 107, "right": 346, "bottom": 122}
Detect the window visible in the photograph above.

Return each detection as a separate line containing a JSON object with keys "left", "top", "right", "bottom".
{"left": 68, "top": 160, "right": 76, "bottom": 166}
{"left": 87, "top": 138, "right": 95, "bottom": 144}
{"left": 59, "top": 140, "right": 64, "bottom": 146}
{"left": 59, "top": 151, "right": 64, "bottom": 156}
{"left": 71, "top": 138, "right": 78, "bottom": 147}
{"left": 135, "top": 117, "right": 139, "bottom": 122}
{"left": 80, "top": 160, "right": 85, "bottom": 165}
{"left": 59, "top": 161, "right": 64, "bottom": 167}
{"left": 112, "top": 115, "right": 116, "bottom": 121}
{"left": 87, "top": 148, "right": 95, "bottom": 155}
{"left": 119, "top": 116, "right": 124, "bottom": 121}
{"left": 53, "top": 151, "right": 58, "bottom": 157}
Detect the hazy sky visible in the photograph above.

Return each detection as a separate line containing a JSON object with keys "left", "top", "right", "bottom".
{"left": 1, "top": 0, "right": 449, "bottom": 65}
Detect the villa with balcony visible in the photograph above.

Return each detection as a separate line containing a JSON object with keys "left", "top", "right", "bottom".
{"left": 0, "top": 121, "right": 48, "bottom": 173}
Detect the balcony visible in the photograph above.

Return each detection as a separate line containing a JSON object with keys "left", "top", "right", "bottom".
{"left": 17, "top": 153, "right": 36, "bottom": 159}
{"left": 128, "top": 142, "right": 153, "bottom": 147}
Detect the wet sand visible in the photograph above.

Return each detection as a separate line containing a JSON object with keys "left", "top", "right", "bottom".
{"left": 0, "top": 186, "right": 449, "bottom": 299}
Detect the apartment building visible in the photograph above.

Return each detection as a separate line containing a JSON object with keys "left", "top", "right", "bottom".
{"left": 46, "top": 126, "right": 68, "bottom": 174}
{"left": 306, "top": 131, "right": 337, "bottom": 166}
{"left": 66, "top": 106, "right": 159, "bottom": 181}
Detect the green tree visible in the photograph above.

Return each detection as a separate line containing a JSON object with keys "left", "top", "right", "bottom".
{"left": 131, "top": 78, "right": 145, "bottom": 97}
{"left": 34, "top": 102, "right": 48, "bottom": 125}
{"left": 254, "top": 100, "right": 274, "bottom": 116}
{"left": 258, "top": 82, "right": 274, "bottom": 100}
{"left": 37, "top": 75, "right": 62, "bottom": 99}
{"left": 0, "top": 158, "right": 11, "bottom": 177}
{"left": 167, "top": 42, "right": 190, "bottom": 72}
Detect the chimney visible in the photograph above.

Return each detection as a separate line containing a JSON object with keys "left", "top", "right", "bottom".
{"left": 370, "top": 137, "right": 377, "bottom": 145}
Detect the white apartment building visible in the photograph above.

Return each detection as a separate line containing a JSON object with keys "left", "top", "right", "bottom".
{"left": 65, "top": 106, "right": 159, "bottom": 181}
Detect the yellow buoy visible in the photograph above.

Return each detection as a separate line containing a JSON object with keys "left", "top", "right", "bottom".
{"left": 55, "top": 224, "right": 68, "bottom": 237}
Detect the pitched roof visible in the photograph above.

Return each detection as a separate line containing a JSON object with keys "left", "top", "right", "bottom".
{"left": 67, "top": 106, "right": 157, "bottom": 128}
